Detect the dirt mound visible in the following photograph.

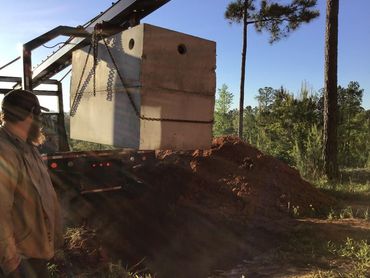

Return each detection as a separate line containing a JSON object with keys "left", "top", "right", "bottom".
{"left": 61, "top": 136, "right": 335, "bottom": 277}
{"left": 153, "top": 136, "right": 334, "bottom": 220}
{"left": 188, "top": 136, "right": 334, "bottom": 218}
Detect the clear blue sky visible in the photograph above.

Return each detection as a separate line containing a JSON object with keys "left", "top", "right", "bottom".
{"left": 0, "top": 0, "right": 369, "bottom": 110}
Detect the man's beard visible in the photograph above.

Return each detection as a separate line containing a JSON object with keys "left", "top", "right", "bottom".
{"left": 27, "top": 117, "right": 45, "bottom": 145}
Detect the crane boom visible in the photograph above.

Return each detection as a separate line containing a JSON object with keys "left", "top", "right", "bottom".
{"left": 26, "top": 0, "right": 170, "bottom": 89}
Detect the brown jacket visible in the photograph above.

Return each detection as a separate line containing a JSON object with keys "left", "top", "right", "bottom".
{"left": 0, "top": 127, "right": 62, "bottom": 275}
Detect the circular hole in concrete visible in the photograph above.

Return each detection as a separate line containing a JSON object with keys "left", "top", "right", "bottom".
{"left": 177, "top": 44, "right": 187, "bottom": 55}
{"left": 129, "top": 39, "right": 135, "bottom": 50}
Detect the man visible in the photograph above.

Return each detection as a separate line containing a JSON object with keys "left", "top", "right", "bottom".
{"left": 0, "top": 90, "right": 62, "bottom": 277}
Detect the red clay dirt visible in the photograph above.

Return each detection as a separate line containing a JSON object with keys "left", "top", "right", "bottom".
{"left": 59, "top": 136, "right": 336, "bottom": 277}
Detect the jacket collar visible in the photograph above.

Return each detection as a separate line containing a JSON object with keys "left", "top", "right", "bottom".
{"left": 0, "top": 126, "right": 30, "bottom": 152}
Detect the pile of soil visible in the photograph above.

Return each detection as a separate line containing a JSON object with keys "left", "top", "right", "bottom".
{"left": 60, "top": 136, "right": 335, "bottom": 277}
{"left": 186, "top": 136, "right": 334, "bottom": 218}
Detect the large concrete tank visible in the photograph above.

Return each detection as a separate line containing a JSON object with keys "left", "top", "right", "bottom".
{"left": 70, "top": 24, "right": 216, "bottom": 150}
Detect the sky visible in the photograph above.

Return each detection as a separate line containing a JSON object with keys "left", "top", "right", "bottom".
{"left": 0, "top": 0, "right": 369, "bottom": 111}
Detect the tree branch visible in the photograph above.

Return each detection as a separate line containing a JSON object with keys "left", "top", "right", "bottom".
{"left": 247, "top": 16, "right": 290, "bottom": 25}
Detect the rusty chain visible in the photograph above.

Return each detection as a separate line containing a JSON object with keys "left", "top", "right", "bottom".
{"left": 70, "top": 43, "right": 92, "bottom": 117}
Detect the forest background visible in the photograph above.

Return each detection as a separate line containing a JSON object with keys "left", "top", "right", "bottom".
{"left": 213, "top": 81, "right": 370, "bottom": 181}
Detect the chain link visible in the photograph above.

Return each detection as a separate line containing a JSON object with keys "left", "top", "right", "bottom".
{"left": 70, "top": 43, "right": 92, "bottom": 116}
{"left": 70, "top": 28, "right": 100, "bottom": 116}
{"left": 92, "top": 29, "right": 100, "bottom": 97}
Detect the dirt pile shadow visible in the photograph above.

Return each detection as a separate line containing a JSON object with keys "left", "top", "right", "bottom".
{"left": 60, "top": 136, "right": 336, "bottom": 277}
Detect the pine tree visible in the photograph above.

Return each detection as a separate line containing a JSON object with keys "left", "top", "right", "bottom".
{"left": 323, "top": 0, "right": 339, "bottom": 182}
{"left": 213, "top": 84, "right": 236, "bottom": 136}
{"left": 225, "top": 0, "right": 319, "bottom": 139}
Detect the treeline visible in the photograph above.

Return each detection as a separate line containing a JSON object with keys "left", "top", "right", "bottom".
{"left": 213, "top": 82, "right": 370, "bottom": 179}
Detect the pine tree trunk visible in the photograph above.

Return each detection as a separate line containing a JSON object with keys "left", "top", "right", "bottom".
{"left": 323, "top": 0, "right": 339, "bottom": 182}
{"left": 238, "top": 1, "right": 248, "bottom": 139}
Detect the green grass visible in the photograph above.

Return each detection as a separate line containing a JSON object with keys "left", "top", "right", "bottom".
{"left": 326, "top": 205, "right": 370, "bottom": 220}
{"left": 318, "top": 238, "right": 370, "bottom": 278}
{"left": 314, "top": 168, "right": 370, "bottom": 202}
{"left": 308, "top": 169, "right": 370, "bottom": 277}
{"left": 319, "top": 183, "right": 370, "bottom": 200}
{"left": 280, "top": 234, "right": 370, "bottom": 277}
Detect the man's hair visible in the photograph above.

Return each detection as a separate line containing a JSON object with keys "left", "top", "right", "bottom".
{"left": 0, "top": 112, "right": 4, "bottom": 125}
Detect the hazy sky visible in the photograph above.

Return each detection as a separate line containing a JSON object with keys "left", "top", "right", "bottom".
{"left": 0, "top": 0, "right": 369, "bottom": 110}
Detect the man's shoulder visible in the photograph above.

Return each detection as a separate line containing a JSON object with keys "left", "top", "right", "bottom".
{"left": 0, "top": 128, "right": 21, "bottom": 159}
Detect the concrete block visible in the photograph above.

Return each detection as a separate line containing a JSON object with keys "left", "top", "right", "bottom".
{"left": 70, "top": 24, "right": 216, "bottom": 150}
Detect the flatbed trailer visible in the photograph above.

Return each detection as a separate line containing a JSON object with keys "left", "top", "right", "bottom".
{"left": 42, "top": 148, "right": 155, "bottom": 195}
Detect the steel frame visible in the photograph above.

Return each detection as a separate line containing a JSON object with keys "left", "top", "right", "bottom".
{"left": 28, "top": 0, "right": 170, "bottom": 88}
